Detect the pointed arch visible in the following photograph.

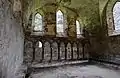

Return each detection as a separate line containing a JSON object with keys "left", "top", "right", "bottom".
{"left": 56, "top": 10, "right": 64, "bottom": 33}
{"left": 34, "top": 13, "right": 43, "bottom": 31}
{"left": 113, "top": 2, "right": 120, "bottom": 30}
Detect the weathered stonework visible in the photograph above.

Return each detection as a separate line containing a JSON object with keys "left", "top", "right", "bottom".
{"left": 0, "top": 0, "right": 24, "bottom": 78}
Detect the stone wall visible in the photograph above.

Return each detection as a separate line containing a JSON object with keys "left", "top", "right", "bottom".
{"left": 89, "top": 35, "right": 120, "bottom": 64}
{"left": 24, "top": 37, "right": 89, "bottom": 64}
{"left": 108, "top": 36, "right": 120, "bottom": 62}
{"left": 0, "top": 0, "right": 24, "bottom": 78}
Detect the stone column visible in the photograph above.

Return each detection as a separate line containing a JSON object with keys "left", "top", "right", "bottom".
{"left": 41, "top": 42, "right": 44, "bottom": 61}
{"left": 58, "top": 42, "right": 60, "bottom": 60}
{"left": 77, "top": 42, "right": 79, "bottom": 59}
{"left": 65, "top": 43, "right": 68, "bottom": 60}
{"left": 71, "top": 43, "right": 73, "bottom": 60}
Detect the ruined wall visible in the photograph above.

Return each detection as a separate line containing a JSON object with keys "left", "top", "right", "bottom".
{"left": 89, "top": 0, "right": 120, "bottom": 64}
{"left": 108, "top": 36, "right": 120, "bottom": 59}
{"left": 0, "top": 0, "right": 24, "bottom": 78}
{"left": 24, "top": 37, "right": 89, "bottom": 64}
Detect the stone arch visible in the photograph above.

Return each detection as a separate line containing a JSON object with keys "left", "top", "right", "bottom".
{"left": 113, "top": 1, "right": 120, "bottom": 30}
{"left": 73, "top": 43, "right": 77, "bottom": 59}
{"left": 76, "top": 20, "right": 82, "bottom": 38}
{"left": 31, "top": 9, "right": 45, "bottom": 35}
{"left": 56, "top": 10, "right": 64, "bottom": 37}
{"left": 84, "top": 43, "right": 90, "bottom": 59}
{"left": 67, "top": 43, "right": 71, "bottom": 59}
{"left": 56, "top": 7, "right": 68, "bottom": 37}
{"left": 52, "top": 42, "right": 58, "bottom": 60}
{"left": 24, "top": 40, "right": 33, "bottom": 63}
{"left": 60, "top": 42, "right": 65, "bottom": 60}
{"left": 79, "top": 43, "right": 83, "bottom": 59}
{"left": 106, "top": 0, "right": 118, "bottom": 36}
{"left": 44, "top": 41, "right": 51, "bottom": 61}
{"left": 35, "top": 41, "right": 42, "bottom": 62}
{"left": 33, "top": 13, "right": 43, "bottom": 31}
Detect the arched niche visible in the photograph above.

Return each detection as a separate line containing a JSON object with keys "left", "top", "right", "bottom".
{"left": 79, "top": 43, "right": 83, "bottom": 59}
{"left": 35, "top": 41, "right": 42, "bottom": 62}
{"left": 66, "top": 43, "right": 71, "bottom": 59}
{"left": 52, "top": 42, "right": 58, "bottom": 60}
{"left": 84, "top": 43, "right": 90, "bottom": 59}
{"left": 60, "top": 42, "right": 65, "bottom": 60}
{"left": 44, "top": 41, "right": 51, "bottom": 61}
{"left": 73, "top": 43, "right": 77, "bottom": 59}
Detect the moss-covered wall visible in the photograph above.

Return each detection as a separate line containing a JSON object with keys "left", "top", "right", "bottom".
{"left": 23, "top": 0, "right": 100, "bottom": 36}
{"left": 22, "top": 0, "right": 105, "bottom": 56}
{"left": 22, "top": 0, "right": 120, "bottom": 63}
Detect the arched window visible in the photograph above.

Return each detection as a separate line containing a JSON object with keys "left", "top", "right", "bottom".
{"left": 34, "top": 13, "right": 43, "bottom": 31}
{"left": 113, "top": 2, "right": 120, "bottom": 30}
{"left": 76, "top": 20, "right": 81, "bottom": 35}
{"left": 56, "top": 10, "right": 64, "bottom": 33}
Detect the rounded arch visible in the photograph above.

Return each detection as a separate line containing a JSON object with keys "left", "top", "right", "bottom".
{"left": 73, "top": 42, "right": 77, "bottom": 59}
{"left": 67, "top": 42, "right": 71, "bottom": 59}
{"left": 112, "top": 1, "right": 120, "bottom": 30}
{"left": 44, "top": 41, "right": 51, "bottom": 61}
{"left": 60, "top": 42, "right": 65, "bottom": 59}
{"left": 106, "top": 0, "right": 118, "bottom": 36}
{"left": 78, "top": 43, "right": 83, "bottom": 59}
{"left": 52, "top": 42, "right": 58, "bottom": 60}
{"left": 35, "top": 41, "right": 43, "bottom": 61}
{"left": 38, "top": 41, "right": 42, "bottom": 48}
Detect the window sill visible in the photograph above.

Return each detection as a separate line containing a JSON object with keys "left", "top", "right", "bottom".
{"left": 31, "top": 32, "right": 44, "bottom": 36}
{"left": 109, "top": 30, "right": 120, "bottom": 36}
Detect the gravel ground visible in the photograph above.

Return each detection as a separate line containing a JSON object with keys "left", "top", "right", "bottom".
{"left": 30, "top": 65, "right": 120, "bottom": 78}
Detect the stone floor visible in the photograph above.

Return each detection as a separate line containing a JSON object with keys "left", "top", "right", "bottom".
{"left": 30, "top": 64, "right": 120, "bottom": 78}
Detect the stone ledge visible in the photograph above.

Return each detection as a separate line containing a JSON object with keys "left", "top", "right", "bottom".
{"left": 31, "top": 60, "right": 88, "bottom": 68}
{"left": 109, "top": 30, "right": 120, "bottom": 36}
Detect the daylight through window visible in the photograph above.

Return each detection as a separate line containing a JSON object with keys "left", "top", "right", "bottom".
{"left": 113, "top": 2, "right": 120, "bottom": 30}
{"left": 34, "top": 13, "right": 43, "bottom": 31}
{"left": 56, "top": 10, "right": 64, "bottom": 33}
